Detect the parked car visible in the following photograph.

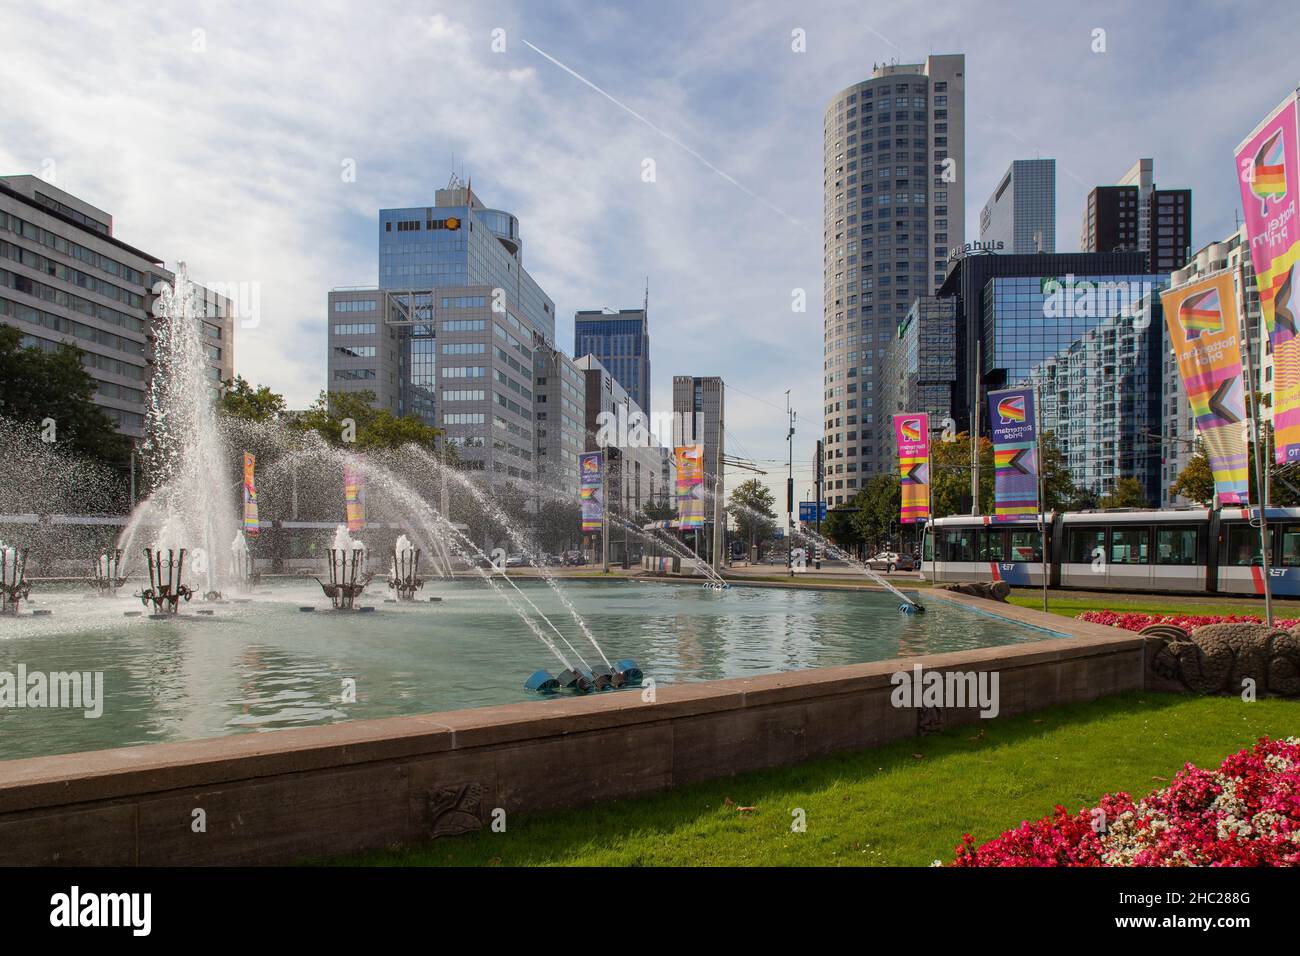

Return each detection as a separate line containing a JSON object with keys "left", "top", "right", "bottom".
{"left": 504, "top": 553, "right": 527, "bottom": 568}
{"left": 867, "top": 551, "right": 915, "bottom": 572}
{"left": 561, "top": 550, "right": 587, "bottom": 566}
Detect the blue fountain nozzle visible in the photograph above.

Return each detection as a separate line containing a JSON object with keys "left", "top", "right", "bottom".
{"left": 524, "top": 670, "right": 560, "bottom": 694}
{"left": 614, "top": 659, "right": 643, "bottom": 685}
{"left": 899, "top": 601, "right": 924, "bottom": 614}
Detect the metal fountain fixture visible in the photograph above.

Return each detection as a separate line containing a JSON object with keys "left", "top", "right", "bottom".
{"left": 316, "top": 546, "right": 373, "bottom": 611}
{"left": 524, "top": 658, "right": 643, "bottom": 696}
{"left": 1, "top": 544, "right": 31, "bottom": 615}
{"left": 91, "top": 548, "right": 128, "bottom": 596}
{"left": 387, "top": 546, "right": 424, "bottom": 601}
{"left": 137, "top": 547, "right": 195, "bottom": 615}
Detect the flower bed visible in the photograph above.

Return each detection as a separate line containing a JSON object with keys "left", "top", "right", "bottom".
{"left": 951, "top": 737, "right": 1300, "bottom": 866}
{"left": 1077, "top": 610, "right": 1298, "bottom": 633}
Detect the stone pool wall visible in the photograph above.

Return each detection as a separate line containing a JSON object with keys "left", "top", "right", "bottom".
{"left": 0, "top": 590, "right": 1146, "bottom": 865}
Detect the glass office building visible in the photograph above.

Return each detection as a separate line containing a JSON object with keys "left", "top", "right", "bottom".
{"left": 574, "top": 308, "right": 651, "bottom": 414}
{"left": 978, "top": 159, "right": 1055, "bottom": 255}
{"left": 984, "top": 272, "right": 1168, "bottom": 503}
{"left": 327, "top": 179, "right": 564, "bottom": 485}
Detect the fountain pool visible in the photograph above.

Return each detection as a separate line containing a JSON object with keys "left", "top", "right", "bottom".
{"left": 0, "top": 578, "right": 1060, "bottom": 762}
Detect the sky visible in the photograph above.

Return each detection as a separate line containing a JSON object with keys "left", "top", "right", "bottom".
{"left": 3, "top": 0, "right": 1299, "bottom": 506}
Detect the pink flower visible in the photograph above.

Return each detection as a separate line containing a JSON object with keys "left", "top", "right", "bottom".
{"left": 951, "top": 738, "right": 1300, "bottom": 867}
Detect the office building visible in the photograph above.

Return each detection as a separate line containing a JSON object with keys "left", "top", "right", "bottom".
{"left": 823, "top": 53, "right": 966, "bottom": 496}
{"left": 882, "top": 294, "right": 958, "bottom": 427}
{"left": 1025, "top": 294, "right": 1166, "bottom": 504}
{"left": 979, "top": 159, "right": 1055, "bottom": 255}
{"left": 1161, "top": 226, "right": 1269, "bottom": 506}
{"left": 1081, "top": 158, "right": 1192, "bottom": 275}
{"left": 533, "top": 342, "right": 586, "bottom": 500}
{"left": 574, "top": 307, "right": 651, "bottom": 414}
{"left": 672, "top": 375, "right": 725, "bottom": 564}
{"left": 577, "top": 355, "right": 671, "bottom": 560}
{"left": 0, "top": 175, "right": 234, "bottom": 439}
{"left": 914, "top": 251, "right": 1167, "bottom": 507}
{"left": 327, "top": 177, "right": 564, "bottom": 486}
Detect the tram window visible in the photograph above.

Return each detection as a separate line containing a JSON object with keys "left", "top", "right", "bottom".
{"left": 922, "top": 531, "right": 933, "bottom": 562}
{"left": 1281, "top": 526, "right": 1300, "bottom": 567}
{"left": 1155, "top": 527, "right": 1199, "bottom": 565}
{"left": 1224, "top": 525, "right": 1264, "bottom": 566}
{"left": 1110, "top": 528, "right": 1149, "bottom": 564}
{"left": 943, "top": 529, "right": 976, "bottom": 562}
{"left": 980, "top": 530, "right": 1005, "bottom": 561}
{"left": 1069, "top": 528, "right": 1105, "bottom": 563}
{"left": 1009, "top": 530, "right": 1040, "bottom": 562}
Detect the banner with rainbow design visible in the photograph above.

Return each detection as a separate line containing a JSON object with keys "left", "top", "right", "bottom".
{"left": 1235, "top": 92, "right": 1300, "bottom": 464}
{"left": 987, "top": 387, "right": 1039, "bottom": 521}
{"left": 580, "top": 451, "right": 604, "bottom": 533}
{"left": 344, "top": 461, "right": 366, "bottom": 532}
{"left": 675, "top": 445, "right": 705, "bottom": 530}
{"left": 892, "top": 413, "right": 930, "bottom": 524}
{"left": 242, "top": 452, "right": 259, "bottom": 538}
{"left": 1160, "top": 270, "right": 1249, "bottom": 504}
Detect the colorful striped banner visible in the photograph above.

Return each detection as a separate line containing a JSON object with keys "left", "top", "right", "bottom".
{"left": 242, "top": 452, "right": 259, "bottom": 538}
{"left": 580, "top": 451, "right": 604, "bottom": 533}
{"left": 344, "top": 461, "right": 366, "bottom": 532}
{"left": 675, "top": 445, "right": 705, "bottom": 530}
{"left": 1235, "top": 93, "right": 1300, "bottom": 463}
{"left": 1161, "top": 270, "right": 1249, "bottom": 504}
{"left": 987, "top": 387, "right": 1040, "bottom": 522}
{"left": 892, "top": 413, "right": 930, "bottom": 524}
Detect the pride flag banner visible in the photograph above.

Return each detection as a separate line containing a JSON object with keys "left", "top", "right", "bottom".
{"left": 987, "top": 387, "right": 1039, "bottom": 521}
{"left": 344, "top": 461, "right": 366, "bottom": 532}
{"left": 675, "top": 445, "right": 705, "bottom": 530}
{"left": 1235, "top": 93, "right": 1300, "bottom": 463}
{"left": 580, "top": 451, "right": 604, "bottom": 533}
{"left": 1161, "top": 271, "right": 1249, "bottom": 504}
{"left": 242, "top": 452, "right": 259, "bottom": 538}
{"left": 892, "top": 413, "right": 930, "bottom": 524}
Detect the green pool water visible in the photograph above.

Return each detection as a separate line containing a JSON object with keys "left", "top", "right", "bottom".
{"left": 0, "top": 578, "right": 1058, "bottom": 761}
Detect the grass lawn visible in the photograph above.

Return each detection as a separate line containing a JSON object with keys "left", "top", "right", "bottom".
{"left": 1005, "top": 593, "right": 1300, "bottom": 620}
{"left": 338, "top": 692, "right": 1300, "bottom": 867}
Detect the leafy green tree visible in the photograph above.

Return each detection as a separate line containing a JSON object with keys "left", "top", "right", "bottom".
{"left": 851, "top": 474, "right": 901, "bottom": 551}
{"left": 821, "top": 500, "right": 864, "bottom": 555}
{"left": 639, "top": 497, "right": 678, "bottom": 523}
{"left": 1100, "top": 476, "right": 1149, "bottom": 509}
{"left": 535, "top": 499, "right": 581, "bottom": 553}
{"left": 295, "top": 389, "right": 443, "bottom": 451}
{"left": 727, "top": 478, "right": 777, "bottom": 557}
{"left": 0, "top": 325, "right": 131, "bottom": 469}
{"left": 1170, "top": 453, "right": 1214, "bottom": 504}
{"left": 219, "top": 375, "right": 286, "bottom": 422}
{"left": 1038, "top": 431, "right": 1079, "bottom": 511}
{"left": 931, "top": 432, "right": 993, "bottom": 517}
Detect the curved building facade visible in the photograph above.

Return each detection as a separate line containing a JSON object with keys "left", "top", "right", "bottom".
{"left": 822, "top": 55, "right": 964, "bottom": 505}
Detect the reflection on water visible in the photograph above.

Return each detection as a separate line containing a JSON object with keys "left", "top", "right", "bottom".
{"left": 0, "top": 579, "right": 1056, "bottom": 761}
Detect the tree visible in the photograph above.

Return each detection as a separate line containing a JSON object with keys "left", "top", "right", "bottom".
{"left": 930, "top": 432, "right": 993, "bottom": 517}
{"left": 727, "top": 479, "right": 776, "bottom": 557}
{"left": 535, "top": 499, "right": 581, "bottom": 553}
{"left": 0, "top": 325, "right": 132, "bottom": 470}
{"left": 219, "top": 375, "right": 286, "bottom": 422}
{"left": 639, "top": 497, "right": 678, "bottom": 523}
{"left": 1100, "top": 476, "right": 1149, "bottom": 509}
{"left": 851, "top": 474, "right": 901, "bottom": 551}
{"left": 1170, "top": 453, "right": 1214, "bottom": 504}
{"left": 294, "top": 390, "right": 443, "bottom": 451}
{"left": 821, "top": 500, "right": 864, "bottom": 555}
{"left": 1038, "top": 431, "right": 1080, "bottom": 511}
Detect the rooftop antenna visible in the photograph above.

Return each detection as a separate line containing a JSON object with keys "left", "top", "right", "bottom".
{"left": 644, "top": 276, "right": 649, "bottom": 313}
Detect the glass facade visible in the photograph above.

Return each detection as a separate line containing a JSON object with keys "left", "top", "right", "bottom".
{"left": 985, "top": 273, "right": 1168, "bottom": 502}
{"left": 573, "top": 310, "right": 651, "bottom": 413}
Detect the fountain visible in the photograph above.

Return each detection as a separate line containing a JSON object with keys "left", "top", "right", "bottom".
{"left": 1, "top": 540, "right": 31, "bottom": 615}
{"left": 386, "top": 534, "right": 424, "bottom": 601}
{"left": 136, "top": 547, "right": 194, "bottom": 616}
{"left": 313, "top": 525, "right": 373, "bottom": 611}
{"left": 91, "top": 549, "right": 128, "bottom": 596}
{"left": 229, "top": 532, "right": 260, "bottom": 591}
